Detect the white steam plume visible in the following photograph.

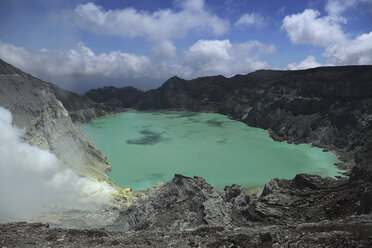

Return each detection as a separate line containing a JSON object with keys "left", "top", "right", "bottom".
{"left": 0, "top": 107, "right": 117, "bottom": 221}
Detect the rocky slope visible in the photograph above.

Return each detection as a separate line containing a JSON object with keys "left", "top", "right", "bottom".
{"left": 1, "top": 172, "right": 372, "bottom": 247}
{"left": 2, "top": 215, "right": 372, "bottom": 247}
{"left": 49, "top": 84, "right": 108, "bottom": 125}
{"left": 0, "top": 59, "right": 110, "bottom": 180}
{"left": 110, "top": 173, "right": 369, "bottom": 230}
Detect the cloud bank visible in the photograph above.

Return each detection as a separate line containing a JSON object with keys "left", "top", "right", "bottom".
{"left": 282, "top": 9, "right": 345, "bottom": 46}
{"left": 324, "top": 31, "right": 372, "bottom": 64}
{"left": 184, "top": 39, "right": 275, "bottom": 77}
{"left": 0, "top": 107, "right": 117, "bottom": 221}
{"left": 0, "top": 41, "right": 152, "bottom": 78}
{"left": 73, "top": 0, "right": 229, "bottom": 41}
{"left": 283, "top": 0, "right": 372, "bottom": 68}
{"left": 287, "top": 56, "right": 323, "bottom": 70}
{"left": 0, "top": 39, "right": 274, "bottom": 92}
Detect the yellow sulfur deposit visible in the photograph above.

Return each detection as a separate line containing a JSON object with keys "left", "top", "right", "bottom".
{"left": 111, "top": 183, "right": 133, "bottom": 205}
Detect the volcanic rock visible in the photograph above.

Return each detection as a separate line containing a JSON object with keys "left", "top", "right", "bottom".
{"left": 0, "top": 59, "right": 111, "bottom": 180}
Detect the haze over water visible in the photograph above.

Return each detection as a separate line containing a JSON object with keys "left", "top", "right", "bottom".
{"left": 80, "top": 111, "right": 343, "bottom": 190}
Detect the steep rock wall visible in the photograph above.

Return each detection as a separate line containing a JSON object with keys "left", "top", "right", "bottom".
{"left": 0, "top": 59, "right": 111, "bottom": 180}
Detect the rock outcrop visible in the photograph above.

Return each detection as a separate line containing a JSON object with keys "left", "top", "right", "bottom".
{"left": 111, "top": 174, "right": 251, "bottom": 231}
{"left": 109, "top": 171, "right": 372, "bottom": 232}
{"left": 49, "top": 84, "right": 108, "bottom": 124}
{"left": 0, "top": 59, "right": 111, "bottom": 180}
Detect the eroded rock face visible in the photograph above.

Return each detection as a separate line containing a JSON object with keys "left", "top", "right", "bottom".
{"left": 49, "top": 84, "right": 108, "bottom": 125}
{"left": 111, "top": 172, "right": 372, "bottom": 232}
{"left": 111, "top": 175, "right": 256, "bottom": 231}
{"left": 113, "top": 175, "right": 232, "bottom": 231}
{"left": 0, "top": 59, "right": 111, "bottom": 180}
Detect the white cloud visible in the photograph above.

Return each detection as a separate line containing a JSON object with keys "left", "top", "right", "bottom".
{"left": 282, "top": 1, "right": 372, "bottom": 67}
{"left": 324, "top": 31, "right": 372, "bottom": 64}
{"left": 325, "top": 0, "right": 356, "bottom": 18}
{"left": 184, "top": 39, "right": 275, "bottom": 77}
{"left": 281, "top": 9, "right": 345, "bottom": 46}
{"left": 236, "top": 13, "right": 267, "bottom": 28}
{"left": 0, "top": 39, "right": 275, "bottom": 92}
{"left": 73, "top": 1, "right": 229, "bottom": 41}
{"left": 287, "top": 55, "right": 324, "bottom": 70}
{"left": 325, "top": 0, "right": 372, "bottom": 17}
{"left": 0, "top": 40, "right": 152, "bottom": 79}
{"left": 150, "top": 41, "right": 177, "bottom": 60}
{"left": 0, "top": 107, "right": 116, "bottom": 221}
{"left": 0, "top": 40, "right": 160, "bottom": 92}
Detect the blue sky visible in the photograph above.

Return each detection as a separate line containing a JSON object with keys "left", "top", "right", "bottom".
{"left": 0, "top": 0, "right": 371, "bottom": 93}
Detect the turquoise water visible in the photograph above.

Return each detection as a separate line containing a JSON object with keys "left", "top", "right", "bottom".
{"left": 80, "top": 111, "right": 343, "bottom": 190}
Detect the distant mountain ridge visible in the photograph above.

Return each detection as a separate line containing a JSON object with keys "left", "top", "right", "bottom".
{"left": 85, "top": 85, "right": 143, "bottom": 109}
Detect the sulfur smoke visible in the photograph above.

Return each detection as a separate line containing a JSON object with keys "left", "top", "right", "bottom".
{"left": 0, "top": 107, "right": 117, "bottom": 221}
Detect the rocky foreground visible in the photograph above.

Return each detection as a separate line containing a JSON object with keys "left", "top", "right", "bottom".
{"left": 3, "top": 171, "right": 372, "bottom": 247}
{"left": 1, "top": 171, "right": 372, "bottom": 247}
{"left": 2, "top": 214, "right": 372, "bottom": 247}
{"left": 1, "top": 59, "right": 372, "bottom": 246}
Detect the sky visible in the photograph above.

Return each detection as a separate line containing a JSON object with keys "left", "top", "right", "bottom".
{"left": 0, "top": 0, "right": 371, "bottom": 93}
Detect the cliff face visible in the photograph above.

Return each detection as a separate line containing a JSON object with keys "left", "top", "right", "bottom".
{"left": 0, "top": 59, "right": 111, "bottom": 180}
{"left": 49, "top": 84, "right": 110, "bottom": 125}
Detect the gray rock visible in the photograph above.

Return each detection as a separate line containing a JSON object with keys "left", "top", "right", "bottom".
{"left": 0, "top": 59, "right": 111, "bottom": 180}
{"left": 358, "top": 190, "right": 372, "bottom": 214}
